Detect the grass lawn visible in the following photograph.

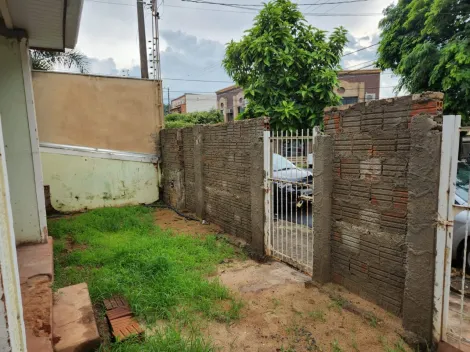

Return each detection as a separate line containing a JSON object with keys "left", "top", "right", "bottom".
{"left": 50, "top": 206, "right": 243, "bottom": 351}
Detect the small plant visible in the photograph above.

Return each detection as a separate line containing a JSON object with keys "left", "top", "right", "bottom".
{"left": 369, "top": 315, "right": 378, "bottom": 328}
{"left": 351, "top": 333, "right": 359, "bottom": 351}
{"left": 272, "top": 298, "right": 281, "bottom": 309}
{"left": 328, "top": 296, "right": 346, "bottom": 312}
{"left": 331, "top": 339, "right": 343, "bottom": 352}
{"left": 308, "top": 310, "right": 326, "bottom": 323}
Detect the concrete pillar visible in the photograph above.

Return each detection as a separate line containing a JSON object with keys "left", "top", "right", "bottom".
{"left": 312, "top": 134, "right": 334, "bottom": 283}
{"left": 403, "top": 115, "right": 441, "bottom": 341}
{"left": 0, "top": 37, "right": 47, "bottom": 244}
{"left": 193, "top": 125, "right": 205, "bottom": 219}
{"left": 249, "top": 125, "right": 264, "bottom": 255}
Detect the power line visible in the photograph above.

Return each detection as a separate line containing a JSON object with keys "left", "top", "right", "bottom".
{"left": 164, "top": 2, "right": 381, "bottom": 15}
{"left": 86, "top": 0, "right": 383, "bottom": 15}
{"left": 343, "top": 59, "right": 376, "bottom": 69}
{"left": 343, "top": 43, "right": 379, "bottom": 56}
{"left": 181, "top": 0, "right": 370, "bottom": 6}
{"left": 164, "top": 77, "right": 233, "bottom": 83}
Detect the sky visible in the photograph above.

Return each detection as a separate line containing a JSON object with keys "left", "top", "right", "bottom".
{"left": 72, "top": 0, "right": 403, "bottom": 103}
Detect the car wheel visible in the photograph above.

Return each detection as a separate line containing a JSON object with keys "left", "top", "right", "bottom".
{"left": 458, "top": 239, "right": 470, "bottom": 273}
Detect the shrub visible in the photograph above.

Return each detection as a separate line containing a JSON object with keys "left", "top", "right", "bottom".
{"left": 164, "top": 109, "right": 223, "bottom": 129}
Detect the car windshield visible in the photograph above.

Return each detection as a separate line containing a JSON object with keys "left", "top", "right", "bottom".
{"left": 273, "top": 154, "right": 297, "bottom": 171}
{"left": 456, "top": 162, "right": 470, "bottom": 203}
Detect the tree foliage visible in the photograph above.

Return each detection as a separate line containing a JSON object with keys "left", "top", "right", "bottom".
{"left": 164, "top": 109, "right": 223, "bottom": 129}
{"left": 30, "top": 49, "right": 89, "bottom": 74}
{"left": 222, "top": 0, "right": 347, "bottom": 130}
{"left": 377, "top": 0, "right": 470, "bottom": 120}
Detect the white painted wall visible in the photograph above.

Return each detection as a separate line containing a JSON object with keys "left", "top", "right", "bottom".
{"left": 186, "top": 94, "right": 217, "bottom": 113}
{"left": 41, "top": 148, "right": 160, "bottom": 212}
{"left": 0, "top": 37, "right": 46, "bottom": 244}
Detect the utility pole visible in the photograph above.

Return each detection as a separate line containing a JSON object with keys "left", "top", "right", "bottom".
{"left": 151, "top": 0, "right": 161, "bottom": 80}
{"left": 167, "top": 87, "right": 170, "bottom": 114}
{"left": 137, "top": 0, "right": 149, "bottom": 78}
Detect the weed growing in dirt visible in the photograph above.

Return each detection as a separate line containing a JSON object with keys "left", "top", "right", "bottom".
{"left": 331, "top": 339, "right": 343, "bottom": 352}
{"left": 308, "top": 310, "right": 326, "bottom": 323}
{"left": 272, "top": 298, "right": 281, "bottom": 309}
{"left": 327, "top": 296, "right": 346, "bottom": 312}
{"left": 369, "top": 314, "right": 378, "bottom": 328}
{"left": 379, "top": 336, "right": 407, "bottom": 352}
{"left": 50, "top": 206, "right": 242, "bottom": 350}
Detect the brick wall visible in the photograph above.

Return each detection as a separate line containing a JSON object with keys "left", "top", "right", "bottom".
{"left": 160, "top": 118, "right": 265, "bottom": 254}
{"left": 323, "top": 93, "right": 443, "bottom": 318}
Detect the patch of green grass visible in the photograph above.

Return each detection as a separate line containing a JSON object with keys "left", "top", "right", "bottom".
{"left": 50, "top": 206, "right": 242, "bottom": 350}
{"left": 99, "top": 326, "right": 215, "bottom": 352}
{"left": 379, "top": 336, "right": 407, "bottom": 352}
{"left": 331, "top": 339, "right": 343, "bottom": 352}
{"left": 308, "top": 310, "right": 326, "bottom": 323}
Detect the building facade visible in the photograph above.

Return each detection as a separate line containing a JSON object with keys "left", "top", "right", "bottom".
{"left": 215, "top": 69, "right": 381, "bottom": 122}
{"left": 170, "top": 93, "right": 217, "bottom": 114}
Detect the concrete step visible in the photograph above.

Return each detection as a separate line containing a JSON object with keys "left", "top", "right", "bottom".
{"left": 53, "top": 283, "right": 100, "bottom": 352}
{"left": 17, "top": 237, "right": 54, "bottom": 352}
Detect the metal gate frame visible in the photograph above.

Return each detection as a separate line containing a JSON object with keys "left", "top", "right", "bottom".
{"left": 434, "top": 114, "right": 470, "bottom": 349}
{"left": 263, "top": 128, "right": 318, "bottom": 274}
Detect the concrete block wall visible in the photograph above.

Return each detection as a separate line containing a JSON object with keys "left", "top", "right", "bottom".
{"left": 323, "top": 93, "right": 443, "bottom": 330}
{"left": 160, "top": 118, "right": 265, "bottom": 254}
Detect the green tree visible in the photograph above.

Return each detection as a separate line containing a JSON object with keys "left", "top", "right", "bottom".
{"left": 30, "top": 49, "right": 89, "bottom": 73}
{"left": 377, "top": 0, "right": 470, "bottom": 120}
{"left": 222, "top": 0, "right": 347, "bottom": 130}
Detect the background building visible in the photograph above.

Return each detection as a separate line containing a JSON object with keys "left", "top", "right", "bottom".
{"left": 215, "top": 69, "right": 381, "bottom": 122}
{"left": 170, "top": 93, "right": 217, "bottom": 114}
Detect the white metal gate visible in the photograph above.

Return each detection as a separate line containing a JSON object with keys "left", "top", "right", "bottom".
{"left": 434, "top": 115, "right": 470, "bottom": 350}
{"left": 263, "top": 128, "right": 318, "bottom": 274}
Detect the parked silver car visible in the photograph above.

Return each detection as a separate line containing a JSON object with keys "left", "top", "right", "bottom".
{"left": 272, "top": 154, "right": 312, "bottom": 208}
{"left": 453, "top": 162, "right": 470, "bottom": 270}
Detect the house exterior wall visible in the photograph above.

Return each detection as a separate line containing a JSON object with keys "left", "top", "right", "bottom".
{"left": 40, "top": 148, "right": 159, "bottom": 212}
{"left": 170, "top": 95, "right": 186, "bottom": 114}
{"left": 0, "top": 37, "right": 46, "bottom": 245}
{"left": 339, "top": 70, "right": 380, "bottom": 100}
{"left": 185, "top": 94, "right": 217, "bottom": 113}
{"left": 216, "top": 86, "right": 244, "bottom": 122}
{"left": 215, "top": 70, "right": 381, "bottom": 117}
{"left": 32, "top": 71, "right": 164, "bottom": 154}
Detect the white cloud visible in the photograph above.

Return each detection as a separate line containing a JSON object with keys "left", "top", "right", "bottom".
{"left": 73, "top": 0, "right": 400, "bottom": 101}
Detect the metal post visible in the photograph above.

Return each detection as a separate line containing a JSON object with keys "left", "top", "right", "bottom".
{"left": 264, "top": 127, "right": 271, "bottom": 256}
{"left": 434, "top": 115, "right": 461, "bottom": 343}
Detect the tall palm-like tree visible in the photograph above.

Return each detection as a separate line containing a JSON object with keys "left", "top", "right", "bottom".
{"left": 30, "top": 49, "right": 89, "bottom": 73}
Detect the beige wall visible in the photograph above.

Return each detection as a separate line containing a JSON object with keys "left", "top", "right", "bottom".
{"left": 33, "top": 71, "right": 164, "bottom": 154}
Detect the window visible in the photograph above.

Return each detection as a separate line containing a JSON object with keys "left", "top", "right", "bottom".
{"left": 237, "top": 106, "right": 245, "bottom": 114}
{"left": 341, "top": 96, "right": 358, "bottom": 105}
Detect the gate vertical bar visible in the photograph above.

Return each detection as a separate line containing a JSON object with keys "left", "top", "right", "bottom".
{"left": 264, "top": 127, "right": 271, "bottom": 256}
{"left": 290, "top": 129, "right": 294, "bottom": 258}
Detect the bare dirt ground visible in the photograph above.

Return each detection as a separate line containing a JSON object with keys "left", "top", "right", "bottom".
{"left": 155, "top": 208, "right": 411, "bottom": 352}
{"left": 154, "top": 207, "right": 222, "bottom": 235}
{"left": 205, "top": 259, "right": 410, "bottom": 352}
